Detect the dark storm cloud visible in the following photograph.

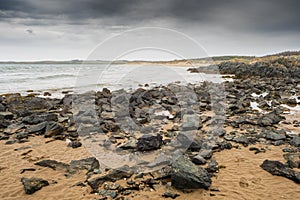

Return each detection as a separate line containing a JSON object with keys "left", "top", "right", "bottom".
{"left": 0, "top": 0, "right": 299, "bottom": 32}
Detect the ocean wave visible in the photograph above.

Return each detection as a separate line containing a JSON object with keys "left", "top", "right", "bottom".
{"left": 37, "top": 74, "right": 76, "bottom": 80}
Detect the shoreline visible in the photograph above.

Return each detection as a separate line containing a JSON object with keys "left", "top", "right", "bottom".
{"left": 1, "top": 57, "right": 300, "bottom": 199}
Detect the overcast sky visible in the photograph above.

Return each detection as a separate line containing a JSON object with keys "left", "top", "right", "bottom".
{"left": 0, "top": 0, "right": 299, "bottom": 61}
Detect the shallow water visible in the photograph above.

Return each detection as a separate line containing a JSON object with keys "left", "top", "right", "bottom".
{"left": 0, "top": 63, "right": 224, "bottom": 97}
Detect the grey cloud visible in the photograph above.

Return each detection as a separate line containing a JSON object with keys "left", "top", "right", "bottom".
{"left": 0, "top": 0, "right": 299, "bottom": 32}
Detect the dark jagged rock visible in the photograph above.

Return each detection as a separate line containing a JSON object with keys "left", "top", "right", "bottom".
{"left": 150, "top": 166, "right": 172, "bottom": 180}
{"left": 171, "top": 155, "right": 211, "bottom": 189}
{"left": 21, "top": 177, "right": 49, "bottom": 194}
{"left": 0, "top": 116, "right": 9, "bottom": 128}
{"left": 68, "top": 141, "right": 82, "bottom": 148}
{"left": 260, "top": 160, "right": 300, "bottom": 183}
{"left": 198, "top": 149, "right": 213, "bottom": 159}
{"left": 35, "top": 159, "right": 69, "bottom": 171}
{"left": 192, "top": 155, "right": 207, "bottom": 165}
{"left": 99, "top": 189, "right": 118, "bottom": 199}
{"left": 27, "top": 122, "right": 48, "bottom": 134}
{"left": 181, "top": 114, "right": 201, "bottom": 130}
{"left": 0, "top": 111, "right": 13, "bottom": 120}
{"left": 264, "top": 130, "right": 286, "bottom": 141}
{"left": 4, "top": 123, "right": 25, "bottom": 134}
{"left": 69, "top": 157, "right": 100, "bottom": 172}
{"left": 257, "top": 110, "right": 285, "bottom": 126}
{"left": 0, "top": 103, "right": 5, "bottom": 112}
{"left": 16, "top": 132, "right": 29, "bottom": 140}
{"left": 162, "top": 192, "right": 180, "bottom": 199}
{"left": 88, "top": 168, "right": 133, "bottom": 192}
{"left": 290, "top": 136, "right": 300, "bottom": 147}
{"left": 35, "top": 157, "right": 100, "bottom": 175}
{"left": 44, "top": 121, "right": 64, "bottom": 138}
{"left": 233, "top": 135, "right": 249, "bottom": 145}
{"left": 206, "top": 160, "right": 219, "bottom": 173}
{"left": 136, "top": 134, "right": 163, "bottom": 151}
{"left": 23, "top": 113, "right": 57, "bottom": 124}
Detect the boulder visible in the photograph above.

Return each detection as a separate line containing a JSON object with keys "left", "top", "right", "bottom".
{"left": 171, "top": 156, "right": 211, "bottom": 189}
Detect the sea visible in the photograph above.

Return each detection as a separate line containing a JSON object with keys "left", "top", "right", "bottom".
{"left": 0, "top": 63, "right": 226, "bottom": 98}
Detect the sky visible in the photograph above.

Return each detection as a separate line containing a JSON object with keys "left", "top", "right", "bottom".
{"left": 0, "top": 0, "right": 299, "bottom": 61}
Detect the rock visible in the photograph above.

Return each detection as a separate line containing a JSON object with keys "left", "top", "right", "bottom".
{"left": 100, "top": 121, "right": 118, "bottom": 133}
{"left": 233, "top": 135, "right": 249, "bottom": 145}
{"left": 0, "top": 111, "right": 13, "bottom": 120}
{"left": 192, "top": 155, "right": 207, "bottom": 165}
{"left": 4, "top": 123, "right": 25, "bottom": 134}
{"left": 208, "top": 128, "right": 226, "bottom": 137}
{"left": 44, "top": 122, "right": 64, "bottom": 138}
{"left": 136, "top": 134, "right": 163, "bottom": 151}
{"left": 162, "top": 192, "right": 180, "bottom": 199}
{"left": 150, "top": 166, "right": 172, "bottom": 180}
{"left": 88, "top": 167, "right": 133, "bottom": 192}
{"left": 0, "top": 117, "right": 9, "bottom": 128}
{"left": 264, "top": 131, "right": 286, "bottom": 141}
{"left": 249, "top": 147, "right": 266, "bottom": 154}
{"left": 257, "top": 110, "right": 285, "bottom": 126}
{"left": 99, "top": 189, "right": 118, "bottom": 199}
{"left": 260, "top": 160, "right": 300, "bottom": 183}
{"left": 101, "top": 111, "right": 115, "bottom": 120}
{"left": 69, "top": 157, "right": 100, "bottom": 173}
{"left": 68, "top": 141, "right": 82, "bottom": 148}
{"left": 0, "top": 133, "right": 9, "bottom": 140}
{"left": 290, "top": 136, "right": 300, "bottom": 147}
{"left": 171, "top": 155, "right": 211, "bottom": 189}
{"left": 23, "top": 113, "right": 57, "bottom": 124}
{"left": 206, "top": 160, "right": 219, "bottom": 173}
{"left": 21, "top": 177, "right": 49, "bottom": 194}
{"left": 35, "top": 157, "right": 100, "bottom": 175}
{"left": 0, "top": 103, "right": 5, "bottom": 112}
{"left": 198, "top": 149, "right": 213, "bottom": 159}
{"left": 284, "top": 153, "right": 300, "bottom": 169}
{"left": 273, "top": 140, "right": 285, "bottom": 146}
{"left": 35, "top": 160, "right": 69, "bottom": 171}
{"left": 5, "top": 139, "right": 17, "bottom": 145}
{"left": 16, "top": 132, "right": 29, "bottom": 140}
{"left": 117, "top": 137, "right": 137, "bottom": 150}
{"left": 27, "top": 122, "right": 48, "bottom": 135}
{"left": 182, "top": 114, "right": 201, "bottom": 130}
{"left": 146, "top": 154, "right": 171, "bottom": 168}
